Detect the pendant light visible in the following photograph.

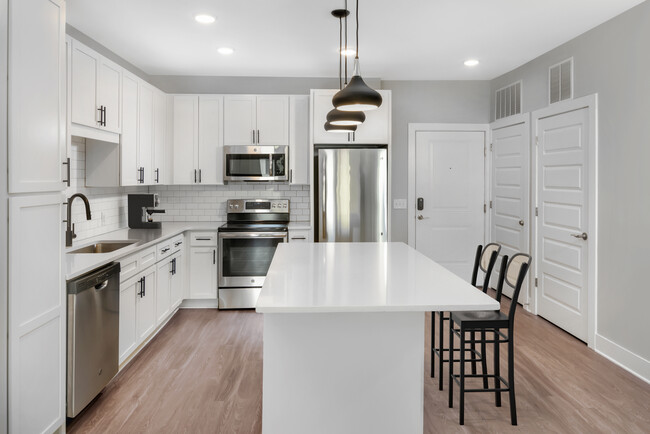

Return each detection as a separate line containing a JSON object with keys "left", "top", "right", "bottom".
{"left": 325, "top": 8, "right": 363, "bottom": 132}
{"left": 332, "top": 0, "right": 382, "bottom": 112}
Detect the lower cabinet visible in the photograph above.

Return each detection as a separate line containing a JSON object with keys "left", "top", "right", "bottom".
{"left": 156, "top": 251, "right": 184, "bottom": 323}
{"left": 136, "top": 266, "right": 157, "bottom": 343}
{"left": 119, "top": 274, "right": 138, "bottom": 364}
{"left": 170, "top": 252, "right": 184, "bottom": 309}
{"left": 189, "top": 247, "right": 218, "bottom": 299}
{"left": 289, "top": 228, "right": 312, "bottom": 242}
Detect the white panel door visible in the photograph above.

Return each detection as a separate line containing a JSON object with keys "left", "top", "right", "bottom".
{"left": 8, "top": 194, "right": 65, "bottom": 434}
{"left": 311, "top": 90, "right": 349, "bottom": 144}
{"left": 156, "top": 259, "right": 172, "bottom": 325}
{"left": 138, "top": 83, "right": 154, "bottom": 185}
{"left": 189, "top": 247, "right": 218, "bottom": 299}
{"left": 354, "top": 90, "right": 391, "bottom": 144}
{"left": 198, "top": 95, "right": 223, "bottom": 184}
{"left": 536, "top": 107, "right": 590, "bottom": 342}
{"left": 257, "top": 95, "right": 289, "bottom": 145}
{"left": 223, "top": 95, "right": 256, "bottom": 145}
{"left": 153, "top": 90, "right": 167, "bottom": 184}
{"left": 8, "top": 0, "right": 66, "bottom": 193}
{"left": 121, "top": 73, "right": 140, "bottom": 186}
{"left": 172, "top": 95, "right": 199, "bottom": 184}
{"left": 70, "top": 40, "right": 99, "bottom": 128}
{"left": 119, "top": 274, "right": 138, "bottom": 364}
{"left": 289, "top": 95, "right": 310, "bottom": 184}
{"left": 491, "top": 120, "right": 530, "bottom": 302}
{"left": 136, "top": 267, "right": 157, "bottom": 343}
{"left": 415, "top": 131, "right": 485, "bottom": 280}
{"left": 98, "top": 58, "right": 122, "bottom": 133}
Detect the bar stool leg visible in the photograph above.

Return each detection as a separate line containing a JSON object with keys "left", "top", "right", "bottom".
{"left": 448, "top": 317, "right": 454, "bottom": 408}
{"left": 480, "top": 329, "right": 488, "bottom": 390}
{"left": 470, "top": 331, "right": 477, "bottom": 375}
{"left": 494, "top": 330, "right": 501, "bottom": 407}
{"left": 508, "top": 335, "right": 517, "bottom": 425}
{"left": 459, "top": 328, "right": 466, "bottom": 426}
{"left": 430, "top": 312, "right": 435, "bottom": 378}
{"left": 439, "top": 311, "right": 444, "bottom": 390}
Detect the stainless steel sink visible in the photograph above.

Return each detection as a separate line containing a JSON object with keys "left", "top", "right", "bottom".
{"left": 69, "top": 241, "right": 137, "bottom": 254}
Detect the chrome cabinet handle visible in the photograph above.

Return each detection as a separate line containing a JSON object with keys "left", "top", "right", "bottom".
{"left": 252, "top": 130, "right": 255, "bottom": 144}
{"left": 161, "top": 247, "right": 170, "bottom": 253}
{"left": 199, "top": 169, "right": 202, "bottom": 183}
{"left": 570, "top": 232, "right": 588, "bottom": 240}
{"left": 417, "top": 215, "right": 424, "bottom": 220}
{"left": 194, "top": 169, "right": 197, "bottom": 183}
{"left": 519, "top": 220, "right": 524, "bottom": 226}
{"left": 257, "top": 130, "right": 260, "bottom": 143}
{"left": 62, "top": 157, "right": 71, "bottom": 186}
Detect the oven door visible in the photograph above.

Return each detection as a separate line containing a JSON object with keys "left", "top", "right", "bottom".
{"left": 218, "top": 231, "right": 287, "bottom": 287}
{"left": 223, "top": 145, "right": 289, "bottom": 182}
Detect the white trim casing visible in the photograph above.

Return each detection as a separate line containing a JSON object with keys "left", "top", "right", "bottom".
{"left": 407, "top": 123, "right": 490, "bottom": 248}
{"left": 532, "top": 94, "right": 598, "bottom": 348}
{"left": 595, "top": 333, "right": 650, "bottom": 385}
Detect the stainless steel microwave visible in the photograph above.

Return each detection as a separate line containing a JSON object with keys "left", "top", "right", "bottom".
{"left": 223, "top": 145, "right": 289, "bottom": 182}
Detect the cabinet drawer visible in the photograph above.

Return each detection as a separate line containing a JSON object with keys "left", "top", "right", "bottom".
{"left": 289, "top": 229, "right": 311, "bottom": 243}
{"left": 190, "top": 232, "right": 218, "bottom": 247}
{"left": 156, "top": 238, "right": 174, "bottom": 262}
{"left": 121, "top": 246, "right": 156, "bottom": 282}
{"left": 171, "top": 234, "right": 185, "bottom": 251}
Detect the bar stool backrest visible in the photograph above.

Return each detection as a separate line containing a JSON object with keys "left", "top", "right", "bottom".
{"left": 479, "top": 243, "right": 501, "bottom": 293}
{"left": 495, "top": 253, "right": 531, "bottom": 325}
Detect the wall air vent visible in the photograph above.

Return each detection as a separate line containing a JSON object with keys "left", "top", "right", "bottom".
{"left": 495, "top": 81, "right": 522, "bottom": 120}
{"left": 549, "top": 58, "right": 573, "bottom": 104}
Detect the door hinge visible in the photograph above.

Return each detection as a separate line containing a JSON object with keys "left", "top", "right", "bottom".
{"left": 535, "top": 136, "right": 539, "bottom": 146}
{"left": 490, "top": 143, "right": 493, "bottom": 151}
{"left": 489, "top": 200, "right": 493, "bottom": 209}
{"left": 484, "top": 146, "right": 487, "bottom": 157}
{"left": 535, "top": 207, "right": 539, "bottom": 216}
{"left": 535, "top": 277, "right": 538, "bottom": 287}
{"left": 483, "top": 203, "right": 487, "bottom": 213}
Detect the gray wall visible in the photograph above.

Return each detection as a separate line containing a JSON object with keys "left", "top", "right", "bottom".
{"left": 381, "top": 81, "right": 492, "bottom": 242}
{"left": 0, "top": 0, "right": 8, "bottom": 430}
{"left": 491, "top": 1, "right": 650, "bottom": 360}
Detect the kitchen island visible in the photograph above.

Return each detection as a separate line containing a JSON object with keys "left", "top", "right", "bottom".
{"left": 256, "top": 242, "right": 499, "bottom": 434}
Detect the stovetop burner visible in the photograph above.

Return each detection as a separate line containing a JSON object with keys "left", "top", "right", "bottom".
{"left": 219, "top": 199, "right": 290, "bottom": 232}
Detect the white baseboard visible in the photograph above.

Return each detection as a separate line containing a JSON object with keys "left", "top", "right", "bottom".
{"left": 180, "top": 298, "right": 219, "bottom": 309}
{"left": 595, "top": 333, "right": 650, "bottom": 385}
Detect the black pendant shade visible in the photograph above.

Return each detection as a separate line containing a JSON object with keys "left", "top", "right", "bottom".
{"left": 324, "top": 121, "right": 357, "bottom": 133}
{"left": 326, "top": 107, "right": 365, "bottom": 126}
{"left": 333, "top": 69, "right": 382, "bottom": 112}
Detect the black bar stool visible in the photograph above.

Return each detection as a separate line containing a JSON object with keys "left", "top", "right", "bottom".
{"left": 431, "top": 243, "right": 501, "bottom": 390}
{"left": 448, "top": 253, "right": 531, "bottom": 425}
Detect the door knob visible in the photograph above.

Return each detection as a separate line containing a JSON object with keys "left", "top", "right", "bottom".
{"left": 417, "top": 215, "right": 424, "bottom": 220}
{"left": 570, "top": 232, "right": 588, "bottom": 240}
{"left": 519, "top": 220, "right": 524, "bottom": 226}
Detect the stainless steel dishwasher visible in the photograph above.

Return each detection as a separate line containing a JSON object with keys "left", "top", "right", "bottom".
{"left": 67, "top": 262, "right": 120, "bottom": 418}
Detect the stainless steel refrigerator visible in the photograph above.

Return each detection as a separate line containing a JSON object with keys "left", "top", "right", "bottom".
{"left": 315, "top": 146, "right": 388, "bottom": 242}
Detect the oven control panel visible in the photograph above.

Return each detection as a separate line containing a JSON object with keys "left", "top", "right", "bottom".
{"left": 227, "top": 199, "right": 289, "bottom": 213}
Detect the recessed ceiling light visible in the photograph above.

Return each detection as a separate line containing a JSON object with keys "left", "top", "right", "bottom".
{"left": 195, "top": 14, "right": 215, "bottom": 24}
{"left": 218, "top": 47, "right": 234, "bottom": 55}
{"left": 340, "top": 48, "right": 356, "bottom": 56}
{"left": 464, "top": 59, "right": 479, "bottom": 67}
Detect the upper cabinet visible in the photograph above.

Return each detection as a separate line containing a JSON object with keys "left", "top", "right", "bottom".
{"left": 289, "top": 95, "right": 310, "bottom": 184}
{"left": 120, "top": 72, "right": 140, "bottom": 186}
{"left": 224, "top": 95, "right": 289, "bottom": 146}
{"left": 311, "top": 89, "right": 391, "bottom": 145}
{"left": 70, "top": 39, "right": 122, "bottom": 141}
{"left": 8, "top": 0, "right": 67, "bottom": 194}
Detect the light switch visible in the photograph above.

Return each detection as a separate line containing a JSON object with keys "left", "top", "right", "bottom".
{"left": 393, "top": 199, "right": 407, "bottom": 209}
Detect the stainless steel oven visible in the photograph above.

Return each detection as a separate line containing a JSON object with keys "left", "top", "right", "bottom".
{"left": 223, "top": 145, "right": 289, "bottom": 182}
{"left": 218, "top": 199, "right": 290, "bottom": 309}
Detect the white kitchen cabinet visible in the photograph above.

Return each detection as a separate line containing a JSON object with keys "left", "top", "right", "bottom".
{"left": 121, "top": 72, "right": 140, "bottom": 186}
{"left": 8, "top": 193, "right": 65, "bottom": 434}
{"left": 8, "top": 0, "right": 67, "bottom": 194}
{"left": 172, "top": 95, "right": 199, "bottom": 184}
{"left": 311, "top": 89, "right": 391, "bottom": 145}
{"left": 153, "top": 89, "right": 167, "bottom": 184}
{"left": 290, "top": 95, "right": 310, "bottom": 184}
{"left": 156, "top": 258, "right": 173, "bottom": 325}
{"left": 170, "top": 252, "right": 184, "bottom": 309}
{"left": 198, "top": 95, "right": 224, "bottom": 184}
{"left": 224, "top": 95, "right": 289, "bottom": 146}
{"left": 70, "top": 39, "right": 122, "bottom": 136}
{"left": 189, "top": 247, "right": 218, "bottom": 299}
{"left": 138, "top": 82, "right": 155, "bottom": 185}
{"left": 119, "top": 274, "right": 138, "bottom": 364}
{"left": 136, "top": 266, "right": 157, "bottom": 343}
{"left": 289, "top": 228, "right": 312, "bottom": 243}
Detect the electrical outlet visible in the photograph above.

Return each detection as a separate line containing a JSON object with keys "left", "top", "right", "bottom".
{"left": 393, "top": 199, "right": 407, "bottom": 209}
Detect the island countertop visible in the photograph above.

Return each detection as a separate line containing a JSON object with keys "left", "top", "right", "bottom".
{"left": 256, "top": 242, "right": 499, "bottom": 313}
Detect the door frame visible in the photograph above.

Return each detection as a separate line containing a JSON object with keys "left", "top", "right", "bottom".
{"left": 532, "top": 94, "right": 598, "bottom": 348}
{"left": 488, "top": 113, "right": 533, "bottom": 310}
{"left": 407, "top": 123, "right": 490, "bottom": 248}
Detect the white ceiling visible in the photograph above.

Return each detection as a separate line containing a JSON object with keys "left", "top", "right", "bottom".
{"left": 67, "top": 0, "right": 645, "bottom": 80}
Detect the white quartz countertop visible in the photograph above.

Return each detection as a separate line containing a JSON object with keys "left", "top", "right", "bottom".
{"left": 65, "top": 222, "right": 223, "bottom": 280}
{"left": 256, "top": 242, "right": 500, "bottom": 313}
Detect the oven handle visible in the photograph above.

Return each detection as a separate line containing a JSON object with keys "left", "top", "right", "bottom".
{"left": 218, "top": 232, "right": 288, "bottom": 239}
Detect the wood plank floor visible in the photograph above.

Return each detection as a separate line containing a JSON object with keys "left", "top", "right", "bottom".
{"left": 67, "top": 298, "right": 650, "bottom": 433}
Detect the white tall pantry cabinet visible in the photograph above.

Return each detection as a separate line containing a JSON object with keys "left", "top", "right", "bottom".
{"left": 5, "top": 0, "right": 67, "bottom": 433}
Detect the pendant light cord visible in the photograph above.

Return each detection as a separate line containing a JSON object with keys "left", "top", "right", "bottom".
{"left": 344, "top": 0, "right": 348, "bottom": 84}
{"left": 338, "top": 16, "right": 343, "bottom": 90}
{"left": 355, "top": 0, "right": 359, "bottom": 60}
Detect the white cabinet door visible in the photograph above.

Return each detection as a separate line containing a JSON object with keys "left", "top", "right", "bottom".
{"left": 353, "top": 90, "right": 391, "bottom": 144}
{"left": 224, "top": 95, "right": 256, "bottom": 145}
{"left": 98, "top": 58, "right": 122, "bottom": 133}
{"left": 119, "top": 274, "right": 138, "bottom": 364}
{"left": 121, "top": 73, "right": 140, "bottom": 186}
{"left": 8, "top": 194, "right": 65, "bottom": 434}
{"left": 156, "top": 259, "right": 172, "bottom": 325}
{"left": 290, "top": 95, "right": 310, "bottom": 184}
{"left": 70, "top": 40, "right": 99, "bottom": 129}
{"left": 189, "top": 247, "right": 218, "bottom": 299}
{"left": 198, "top": 95, "right": 224, "bottom": 184}
{"left": 153, "top": 90, "right": 167, "bottom": 184}
{"left": 170, "top": 252, "right": 184, "bottom": 309}
{"left": 8, "top": 0, "right": 66, "bottom": 193}
{"left": 311, "top": 90, "right": 349, "bottom": 144}
{"left": 257, "top": 95, "right": 289, "bottom": 145}
{"left": 138, "top": 83, "right": 154, "bottom": 185}
{"left": 173, "top": 95, "right": 199, "bottom": 184}
{"left": 136, "top": 266, "right": 157, "bottom": 344}
{"left": 289, "top": 229, "right": 312, "bottom": 243}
